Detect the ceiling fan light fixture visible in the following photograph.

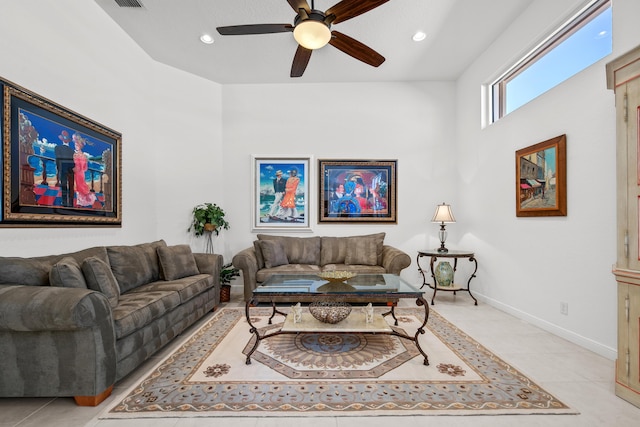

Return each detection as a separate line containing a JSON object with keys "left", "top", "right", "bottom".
{"left": 293, "top": 19, "right": 331, "bottom": 50}
{"left": 200, "top": 34, "right": 214, "bottom": 44}
{"left": 412, "top": 31, "right": 427, "bottom": 42}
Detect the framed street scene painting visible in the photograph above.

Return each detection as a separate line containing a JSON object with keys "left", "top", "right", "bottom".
{"left": 318, "top": 159, "right": 397, "bottom": 223}
{"left": 252, "top": 156, "right": 311, "bottom": 231}
{"left": 1, "top": 78, "right": 122, "bottom": 227}
{"left": 516, "top": 134, "right": 567, "bottom": 217}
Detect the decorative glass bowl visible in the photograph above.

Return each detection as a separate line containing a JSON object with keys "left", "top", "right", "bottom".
{"left": 309, "top": 301, "right": 352, "bottom": 324}
{"left": 317, "top": 271, "right": 357, "bottom": 283}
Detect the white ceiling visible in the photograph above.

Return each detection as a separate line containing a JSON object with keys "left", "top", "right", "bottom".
{"left": 95, "top": 0, "right": 534, "bottom": 84}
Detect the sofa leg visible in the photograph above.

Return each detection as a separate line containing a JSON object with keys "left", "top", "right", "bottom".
{"left": 74, "top": 385, "right": 113, "bottom": 406}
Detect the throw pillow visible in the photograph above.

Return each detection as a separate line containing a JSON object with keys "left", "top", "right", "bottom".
{"left": 253, "top": 240, "right": 265, "bottom": 269}
{"left": 259, "top": 240, "right": 289, "bottom": 268}
{"left": 344, "top": 236, "right": 379, "bottom": 266}
{"left": 157, "top": 245, "right": 200, "bottom": 281}
{"left": 49, "top": 257, "right": 87, "bottom": 289}
{"left": 82, "top": 256, "right": 120, "bottom": 308}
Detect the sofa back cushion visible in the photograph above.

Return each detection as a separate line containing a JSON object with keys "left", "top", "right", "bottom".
{"left": 107, "top": 240, "right": 166, "bottom": 293}
{"left": 59, "top": 246, "right": 110, "bottom": 267}
{"left": 49, "top": 257, "right": 88, "bottom": 288}
{"left": 257, "top": 235, "right": 321, "bottom": 265}
{"left": 82, "top": 256, "right": 120, "bottom": 308}
{"left": 0, "top": 256, "right": 55, "bottom": 286}
{"left": 344, "top": 236, "right": 379, "bottom": 266}
{"left": 157, "top": 245, "right": 200, "bottom": 280}
{"left": 0, "top": 246, "right": 109, "bottom": 287}
{"left": 320, "top": 233, "right": 385, "bottom": 266}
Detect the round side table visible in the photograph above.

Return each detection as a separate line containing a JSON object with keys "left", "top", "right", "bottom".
{"left": 416, "top": 249, "right": 478, "bottom": 305}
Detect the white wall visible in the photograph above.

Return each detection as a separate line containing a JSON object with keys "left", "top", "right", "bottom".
{"left": 0, "top": 0, "right": 224, "bottom": 256}
{"left": 221, "top": 81, "right": 457, "bottom": 278}
{"left": 456, "top": 0, "right": 640, "bottom": 359}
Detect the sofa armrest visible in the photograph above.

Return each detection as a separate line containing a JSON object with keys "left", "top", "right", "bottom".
{"left": 0, "top": 284, "right": 113, "bottom": 332}
{"left": 0, "top": 284, "right": 117, "bottom": 400}
{"left": 193, "top": 253, "right": 223, "bottom": 285}
{"left": 381, "top": 245, "right": 412, "bottom": 275}
{"left": 232, "top": 247, "right": 259, "bottom": 302}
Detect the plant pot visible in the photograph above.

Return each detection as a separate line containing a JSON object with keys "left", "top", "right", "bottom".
{"left": 220, "top": 284, "right": 231, "bottom": 303}
{"left": 204, "top": 223, "right": 217, "bottom": 233}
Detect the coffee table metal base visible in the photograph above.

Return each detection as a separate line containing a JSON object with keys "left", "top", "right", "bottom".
{"left": 244, "top": 296, "right": 430, "bottom": 366}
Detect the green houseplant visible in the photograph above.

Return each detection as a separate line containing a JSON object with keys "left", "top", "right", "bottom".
{"left": 220, "top": 262, "right": 240, "bottom": 303}
{"left": 188, "top": 203, "right": 230, "bottom": 236}
{"left": 220, "top": 262, "right": 240, "bottom": 286}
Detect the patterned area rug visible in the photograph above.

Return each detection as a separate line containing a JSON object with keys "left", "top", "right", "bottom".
{"left": 102, "top": 307, "right": 575, "bottom": 418}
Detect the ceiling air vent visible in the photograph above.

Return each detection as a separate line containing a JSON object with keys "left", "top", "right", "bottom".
{"left": 115, "top": 0, "right": 144, "bottom": 7}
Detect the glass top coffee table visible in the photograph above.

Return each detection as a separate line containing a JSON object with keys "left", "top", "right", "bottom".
{"left": 245, "top": 273, "right": 430, "bottom": 366}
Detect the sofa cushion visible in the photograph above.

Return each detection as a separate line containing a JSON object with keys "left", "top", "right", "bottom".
{"left": 320, "top": 237, "right": 348, "bottom": 265}
{"left": 0, "top": 247, "right": 111, "bottom": 287}
{"left": 320, "top": 233, "right": 385, "bottom": 266}
{"left": 129, "top": 275, "right": 212, "bottom": 304}
{"left": 107, "top": 240, "right": 167, "bottom": 293}
{"left": 157, "top": 245, "right": 199, "bottom": 281}
{"left": 57, "top": 246, "right": 110, "bottom": 267}
{"left": 82, "top": 256, "right": 120, "bottom": 308}
{"left": 0, "top": 257, "right": 53, "bottom": 286}
{"left": 259, "top": 240, "right": 289, "bottom": 268}
{"left": 49, "top": 257, "right": 87, "bottom": 289}
{"left": 321, "top": 264, "right": 386, "bottom": 275}
{"left": 256, "top": 264, "right": 322, "bottom": 283}
{"left": 344, "top": 236, "right": 379, "bottom": 266}
{"left": 257, "top": 234, "right": 321, "bottom": 265}
{"left": 111, "top": 290, "right": 181, "bottom": 339}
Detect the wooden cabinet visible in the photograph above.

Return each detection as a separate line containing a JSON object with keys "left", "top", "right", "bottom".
{"left": 608, "top": 45, "right": 640, "bottom": 409}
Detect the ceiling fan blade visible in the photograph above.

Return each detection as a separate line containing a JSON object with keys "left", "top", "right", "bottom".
{"left": 329, "top": 31, "right": 385, "bottom": 67}
{"left": 326, "top": 0, "right": 390, "bottom": 25}
{"left": 217, "top": 24, "right": 293, "bottom": 36}
{"left": 291, "top": 45, "right": 312, "bottom": 77}
{"left": 287, "top": 0, "right": 311, "bottom": 13}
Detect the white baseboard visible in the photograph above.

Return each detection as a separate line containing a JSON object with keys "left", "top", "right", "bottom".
{"left": 477, "top": 294, "right": 617, "bottom": 361}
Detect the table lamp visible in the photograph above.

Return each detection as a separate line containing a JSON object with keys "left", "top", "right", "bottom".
{"left": 431, "top": 203, "right": 456, "bottom": 253}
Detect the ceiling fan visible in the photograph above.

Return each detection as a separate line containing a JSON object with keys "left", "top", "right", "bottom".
{"left": 216, "top": 0, "right": 389, "bottom": 77}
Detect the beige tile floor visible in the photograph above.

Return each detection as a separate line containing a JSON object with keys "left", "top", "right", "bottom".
{"left": 2, "top": 285, "right": 639, "bottom": 427}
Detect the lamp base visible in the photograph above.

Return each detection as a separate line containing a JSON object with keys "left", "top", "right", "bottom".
{"left": 436, "top": 224, "right": 449, "bottom": 254}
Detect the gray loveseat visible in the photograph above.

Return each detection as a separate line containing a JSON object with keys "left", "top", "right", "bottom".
{"left": 232, "top": 233, "right": 411, "bottom": 301}
{"left": 0, "top": 240, "right": 221, "bottom": 405}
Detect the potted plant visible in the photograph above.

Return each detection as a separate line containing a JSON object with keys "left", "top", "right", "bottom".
{"left": 188, "top": 202, "right": 230, "bottom": 236}
{"left": 220, "top": 262, "right": 240, "bottom": 302}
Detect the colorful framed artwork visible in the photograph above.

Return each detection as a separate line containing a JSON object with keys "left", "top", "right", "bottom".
{"left": 252, "top": 156, "right": 311, "bottom": 231}
{"left": 318, "top": 159, "right": 397, "bottom": 223}
{"left": 1, "top": 78, "right": 122, "bottom": 227}
{"left": 515, "top": 134, "right": 567, "bottom": 217}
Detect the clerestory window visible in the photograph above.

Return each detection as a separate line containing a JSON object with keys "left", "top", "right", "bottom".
{"left": 488, "top": 0, "right": 611, "bottom": 124}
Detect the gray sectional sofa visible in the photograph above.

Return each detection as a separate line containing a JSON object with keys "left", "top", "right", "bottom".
{"left": 0, "top": 240, "right": 222, "bottom": 405}
{"left": 232, "top": 233, "right": 411, "bottom": 301}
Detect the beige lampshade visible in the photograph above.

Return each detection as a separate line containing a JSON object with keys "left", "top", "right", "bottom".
{"left": 431, "top": 203, "right": 456, "bottom": 223}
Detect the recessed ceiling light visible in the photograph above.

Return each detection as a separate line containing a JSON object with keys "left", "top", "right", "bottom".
{"left": 200, "top": 34, "right": 214, "bottom": 44}
{"left": 412, "top": 31, "right": 427, "bottom": 42}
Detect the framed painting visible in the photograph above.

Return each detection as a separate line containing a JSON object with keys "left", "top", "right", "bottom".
{"left": 252, "top": 156, "right": 311, "bottom": 231}
{"left": 516, "top": 134, "right": 566, "bottom": 217}
{"left": 319, "top": 159, "right": 397, "bottom": 223}
{"left": 1, "top": 78, "right": 122, "bottom": 227}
